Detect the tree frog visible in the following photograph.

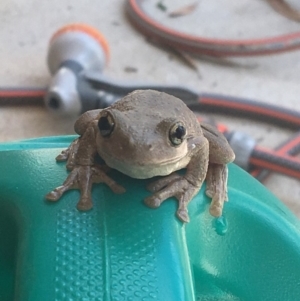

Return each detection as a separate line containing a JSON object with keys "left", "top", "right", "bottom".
{"left": 46, "top": 90, "right": 235, "bottom": 222}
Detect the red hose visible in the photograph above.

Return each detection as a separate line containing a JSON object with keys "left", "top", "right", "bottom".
{"left": 0, "top": 88, "right": 45, "bottom": 105}
{"left": 198, "top": 94, "right": 300, "bottom": 129}
{"left": 126, "top": 0, "right": 300, "bottom": 56}
{"left": 250, "top": 146, "right": 300, "bottom": 179}
{"left": 251, "top": 131, "right": 300, "bottom": 180}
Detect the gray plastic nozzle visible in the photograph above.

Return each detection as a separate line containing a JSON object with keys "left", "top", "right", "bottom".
{"left": 45, "top": 27, "right": 107, "bottom": 116}
{"left": 227, "top": 131, "right": 256, "bottom": 170}
{"left": 45, "top": 67, "right": 82, "bottom": 116}
{"left": 47, "top": 30, "right": 106, "bottom": 75}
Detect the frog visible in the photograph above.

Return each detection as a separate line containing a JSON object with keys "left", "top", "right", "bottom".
{"left": 46, "top": 89, "right": 235, "bottom": 222}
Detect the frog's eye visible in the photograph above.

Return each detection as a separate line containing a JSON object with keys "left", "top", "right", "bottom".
{"left": 169, "top": 122, "right": 186, "bottom": 146}
{"left": 98, "top": 112, "right": 115, "bottom": 137}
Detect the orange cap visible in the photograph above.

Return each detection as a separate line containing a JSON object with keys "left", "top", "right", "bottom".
{"left": 50, "top": 23, "right": 110, "bottom": 61}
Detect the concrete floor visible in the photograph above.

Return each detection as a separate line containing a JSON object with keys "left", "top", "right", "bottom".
{"left": 0, "top": 0, "right": 300, "bottom": 216}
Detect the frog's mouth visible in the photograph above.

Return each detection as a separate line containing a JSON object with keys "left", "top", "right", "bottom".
{"left": 98, "top": 149, "right": 190, "bottom": 179}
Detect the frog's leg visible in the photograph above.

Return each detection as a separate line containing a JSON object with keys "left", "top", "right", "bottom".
{"left": 53, "top": 109, "right": 103, "bottom": 169}
{"left": 46, "top": 165, "right": 94, "bottom": 210}
{"left": 145, "top": 136, "right": 209, "bottom": 223}
{"left": 46, "top": 116, "right": 125, "bottom": 210}
{"left": 205, "top": 163, "right": 228, "bottom": 217}
{"left": 55, "top": 138, "right": 80, "bottom": 170}
{"left": 200, "top": 123, "right": 235, "bottom": 217}
{"left": 46, "top": 164, "right": 125, "bottom": 210}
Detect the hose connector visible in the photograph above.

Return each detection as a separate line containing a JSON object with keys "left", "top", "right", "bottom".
{"left": 227, "top": 131, "right": 256, "bottom": 170}
{"left": 45, "top": 24, "right": 109, "bottom": 116}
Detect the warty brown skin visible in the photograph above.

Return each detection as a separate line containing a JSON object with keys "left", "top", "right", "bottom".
{"left": 46, "top": 90, "right": 235, "bottom": 222}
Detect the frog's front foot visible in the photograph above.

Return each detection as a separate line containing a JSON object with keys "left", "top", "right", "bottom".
{"left": 55, "top": 138, "right": 80, "bottom": 170}
{"left": 45, "top": 165, "right": 125, "bottom": 210}
{"left": 145, "top": 173, "right": 199, "bottom": 223}
{"left": 205, "top": 163, "right": 228, "bottom": 217}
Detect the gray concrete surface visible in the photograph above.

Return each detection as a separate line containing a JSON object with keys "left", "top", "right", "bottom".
{"left": 0, "top": 0, "right": 300, "bottom": 216}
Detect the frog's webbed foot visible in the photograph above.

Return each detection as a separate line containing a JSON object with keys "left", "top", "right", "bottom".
{"left": 55, "top": 138, "right": 80, "bottom": 170}
{"left": 45, "top": 165, "right": 125, "bottom": 210}
{"left": 145, "top": 173, "right": 200, "bottom": 223}
{"left": 205, "top": 163, "right": 228, "bottom": 217}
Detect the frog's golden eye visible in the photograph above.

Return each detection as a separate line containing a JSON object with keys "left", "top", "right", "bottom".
{"left": 169, "top": 122, "right": 186, "bottom": 146}
{"left": 98, "top": 112, "right": 115, "bottom": 137}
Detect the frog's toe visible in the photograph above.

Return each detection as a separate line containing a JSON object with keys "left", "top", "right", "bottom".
{"left": 205, "top": 189, "right": 213, "bottom": 198}
{"left": 206, "top": 163, "right": 228, "bottom": 216}
{"left": 209, "top": 205, "right": 222, "bottom": 217}
{"left": 110, "top": 183, "right": 126, "bottom": 194}
{"left": 45, "top": 187, "right": 64, "bottom": 201}
{"left": 144, "top": 196, "right": 161, "bottom": 208}
{"left": 209, "top": 195, "right": 224, "bottom": 217}
{"left": 206, "top": 188, "right": 228, "bottom": 202}
{"left": 77, "top": 198, "right": 93, "bottom": 211}
{"left": 56, "top": 152, "right": 68, "bottom": 161}
{"left": 176, "top": 209, "right": 190, "bottom": 223}
{"left": 146, "top": 182, "right": 161, "bottom": 193}
{"left": 147, "top": 173, "right": 181, "bottom": 193}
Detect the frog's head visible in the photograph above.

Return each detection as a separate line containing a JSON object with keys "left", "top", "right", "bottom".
{"left": 95, "top": 99, "right": 199, "bottom": 179}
